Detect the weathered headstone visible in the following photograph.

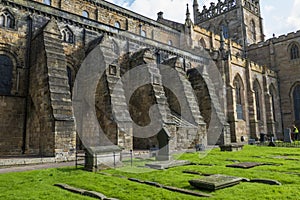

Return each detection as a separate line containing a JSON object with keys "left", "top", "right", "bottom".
{"left": 85, "top": 145, "right": 122, "bottom": 172}
{"left": 283, "top": 128, "right": 293, "bottom": 143}
{"left": 156, "top": 128, "right": 171, "bottom": 161}
{"left": 189, "top": 174, "right": 243, "bottom": 191}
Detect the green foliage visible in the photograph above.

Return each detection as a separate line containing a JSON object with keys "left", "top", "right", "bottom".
{"left": 1, "top": 146, "right": 300, "bottom": 199}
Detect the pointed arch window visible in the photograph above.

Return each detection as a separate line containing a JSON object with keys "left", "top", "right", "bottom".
{"left": 61, "top": 27, "right": 74, "bottom": 44}
{"left": 250, "top": 20, "right": 256, "bottom": 40}
{"left": 0, "top": 55, "right": 13, "bottom": 95}
{"left": 270, "top": 87, "right": 276, "bottom": 122}
{"left": 0, "top": 10, "right": 15, "bottom": 29}
{"left": 221, "top": 25, "right": 229, "bottom": 39}
{"left": 294, "top": 85, "right": 300, "bottom": 121}
{"left": 290, "top": 44, "right": 299, "bottom": 60}
{"left": 234, "top": 78, "right": 244, "bottom": 119}
{"left": 253, "top": 81, "right": 261, "bottom": 120}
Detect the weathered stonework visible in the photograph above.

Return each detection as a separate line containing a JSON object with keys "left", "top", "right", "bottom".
{"left": 0, "top": 0, "right": 298, "bottom": 159}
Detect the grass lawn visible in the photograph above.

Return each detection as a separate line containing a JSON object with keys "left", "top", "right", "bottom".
{"left": 1, "top": 145, "right": 300, "bottom": 200}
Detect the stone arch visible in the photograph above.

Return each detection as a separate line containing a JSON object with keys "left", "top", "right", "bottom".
{"left": 76, "top": 35, "right": 132, "bottom": 150}
{"left": 187, "top": 68, "right": 211, "bottom": 129}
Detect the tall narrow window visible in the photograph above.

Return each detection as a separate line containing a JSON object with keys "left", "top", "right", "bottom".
{"left": 67, "top": 66, "right": 73, "bottom": 94}
{"left": 234, "top": 78, "right": 243, "bottom": 120}
{"left": 221, "top": 25, "right": 229, "bottom": 39}
{"left": 294, "top": 85, "right": 300, "bottom": 121}
{"left": 253, "top": 81, "right": 261, "bottom": 120}
{"left": 0, "top": 55, "right": 13, "bottom": 95}
{"left": 291, "top": 44, "right": 299, "bottom": 60}
{"left": 250, "top": 20, "right": 256, "bottom": 40}
{"left": 271, "top": 92, "right": 276, "bottom": 121}
{"left": 0, "top": 10, "right": 15, "bottom": 28}
{"left": 168, "top": 40, "right": 173, "bottom": 46}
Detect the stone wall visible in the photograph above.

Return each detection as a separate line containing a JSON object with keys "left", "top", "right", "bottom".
{"left": 0, "top": 96, "right": 25, "bottom": 155}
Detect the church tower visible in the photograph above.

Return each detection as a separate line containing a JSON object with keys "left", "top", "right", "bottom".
{"left": 193, "top": 0, "right": 265, "bottom": 50}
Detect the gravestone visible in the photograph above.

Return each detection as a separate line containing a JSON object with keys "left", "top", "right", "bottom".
{"left": 283, "top": 128, "right": 293, "bottom": 143}
{"left": 85, "top": 145, "right": 122, "bottom": 172}
{"left": 189, "top": 174, "right": 244, "bottom": 191}
{"left": 156, "top": 128, "right": 171, "bottom": 161}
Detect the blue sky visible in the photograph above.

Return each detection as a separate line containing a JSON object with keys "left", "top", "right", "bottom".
{"left": 106, "top": 0, "right": 300, "bottom": 39}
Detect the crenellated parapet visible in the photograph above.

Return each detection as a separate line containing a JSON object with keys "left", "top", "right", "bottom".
{"left": 243, "top": 0, "right": 260, "bottom": 15}
{"left": 248, "top": 30, "right": 300, "bottom": 50}
{"left": 194, "top": 0, "right": 237, "bottom": 24}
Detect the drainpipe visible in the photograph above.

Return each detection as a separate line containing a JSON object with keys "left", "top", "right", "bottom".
{"left": 22, "top": 15, "right": 33, "bottom": 154}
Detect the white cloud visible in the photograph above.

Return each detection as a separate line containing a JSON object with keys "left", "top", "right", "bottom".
{"left": 106, "top": 0, "right": 188, "bottom": 23}
{"left": 287, "top": 0, "right": 300, "bottom": 32}
{"left": 264, "top": 5, "right": 275, "bottom": 12}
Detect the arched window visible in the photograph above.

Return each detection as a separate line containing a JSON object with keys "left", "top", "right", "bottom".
{"left": 270, "top": 86, "right": 277, "bottom": 122}
{"left": 61, "top": 27, "right": 74, "bottom": 43}
{"left": 253, "top": 80, "right": 261, "bottom": 120}
{"left": 0, "top": 10, "right": 15, "bottom": 28}
{"left": 199, "top": 38, "right": 206, "bottom": 48}
{"left": 234, "top": 75, "right": 244, "bottom": 120}
{"left": 250, "top": 20, "right": 256, "bottom": 40}
{"left": 290, "top": 44, "right": 299, "bottom": 60}
{"left": 141, "top": 30, "right": 146, "bottom": 37}
{"left": 82, "top": 10, "right": 89, "bottom": 18}
{"left": 0, "top": 55, "right": 13, "bottom": 95}
{"left": 43, "top": 0, "right": 51, "bottom": 5}
{"left": 293, "top": 85, "right": 300, "bottom": 121}
{"left": 168, "top": 40, "right": 173, "bottom": 46}
{"left": 114, "top": 21, "right": 121, "bottom": 29}
{"left": 221, "top": 25, "right": 229, "bottom": 39}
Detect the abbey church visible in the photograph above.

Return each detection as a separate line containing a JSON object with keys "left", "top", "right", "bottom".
{"left": 0, "top": 0, "right": 299, "bottom": 159}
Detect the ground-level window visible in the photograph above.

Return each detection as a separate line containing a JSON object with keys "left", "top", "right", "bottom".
{"left": 0, "top": 55, "right": 13, "bottom": 95}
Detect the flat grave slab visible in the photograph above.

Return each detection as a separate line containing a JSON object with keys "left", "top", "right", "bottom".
{"left": 226, "top": 162, "right": 262, "bottom": 169}
{"left": 145, "top": 160, "right": 191, "bottom": 170}
{"left": 189, "top": 174, "right": 244, "bottom": 191}
{"left": 219, "top": 143, "right": 244, "bottom": 152}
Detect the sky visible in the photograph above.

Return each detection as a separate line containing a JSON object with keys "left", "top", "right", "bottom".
{"left": 105, "top": 0, "right": 300, "bottom": 40}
